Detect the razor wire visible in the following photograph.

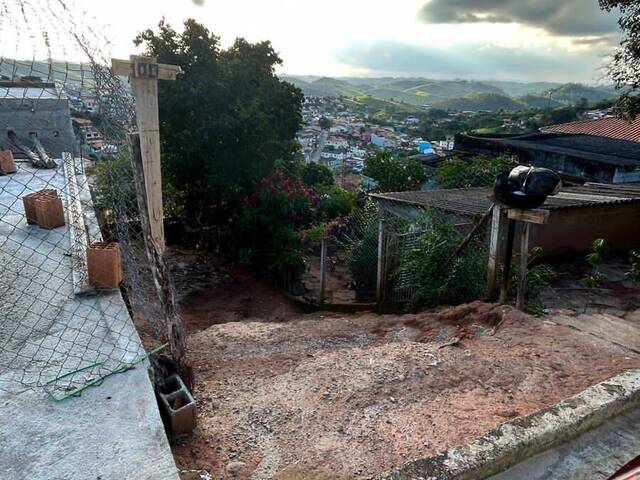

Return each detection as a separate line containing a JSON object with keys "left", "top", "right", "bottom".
{"left": 0, "top": 0, "right": 181, "bottom": 399}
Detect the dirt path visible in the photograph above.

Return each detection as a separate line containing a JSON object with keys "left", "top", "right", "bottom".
{"left": 168, "top": 249, "right": 304, "bottom": 331}
{"left": 172, "top": 302, "right": 640, "bottom": 479}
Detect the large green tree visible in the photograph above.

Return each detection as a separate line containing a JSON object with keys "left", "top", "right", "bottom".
{"left": 134, "top": 19, "right": 303, "bottom": 236}
{"left": 600, "top": 0, "right": 640, "bottom": 119}
{"left": 363, "top": 151, "right": 427, "bottom": 192}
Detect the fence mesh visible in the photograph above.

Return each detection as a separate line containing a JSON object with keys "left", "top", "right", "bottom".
{"left": 0, "top": 0, "right": 181, "bottom": 399}
{"left": 301, "top": 170, "right": 500, "bottom": 307}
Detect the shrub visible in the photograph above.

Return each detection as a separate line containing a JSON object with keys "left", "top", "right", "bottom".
{"left": 400, "top": 210, "right": 488, "bottom": 308}
{"left": 626, "top": 250, "right": 640, "bottom": 283}
{"left": 236, "top": 171, "right": 316, "bottom": 272}
{"left": 584, "top": 238, "right": 608, "bottom": 287}
{"left": 315, "top": 184, "right": 357, "bottom": 221}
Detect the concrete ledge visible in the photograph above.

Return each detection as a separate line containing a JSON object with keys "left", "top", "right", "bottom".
{"left": 377, "top": 369, "right": 640, "bottom": 480}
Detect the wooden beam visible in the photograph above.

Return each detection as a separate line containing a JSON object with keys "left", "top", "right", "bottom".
{"left": 319, "top": 237, "right": 327, "bottom": 304}
{"left": 507, "top": 208, "right": 550, "bottom": 225}
{"left": 376, "top": 214, "right": 386, "bottom": 304}
{"left": 111, "top": 57, "right": 183, "bottom": 80}
{"left": 111, "top": 55, "right": 182, "bottom": 253}
{"left": 499, "top": 219, "right": 516, "bottom": 304}
{"left": 516, "top": 222, "right": 531, "bottom": 311}
{"left": 130, "top": 133, "right": 186, "bottom": 368}
{"left": 487, "top": 205, "right": 507, "bottom": 300}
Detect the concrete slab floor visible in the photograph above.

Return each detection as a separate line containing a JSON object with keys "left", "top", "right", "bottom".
{"left": 0, "top": 161, "right": 178, "bottom": 480}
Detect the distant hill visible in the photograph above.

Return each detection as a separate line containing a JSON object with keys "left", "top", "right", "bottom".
{"left": 432, "top": 92, "right": 525, "bottom": 112}
{"left": 484, "top": 80, "right": 562, "bottom": 97}
{"left": 284, "top": 75, "right": 618, "bottom": 112}
{"left": 516, "top": 94, "right": 563, "bottom": 109}
{"left": 283, "top": 76, "right": 364, "bottom": 97}
{"left": 548, "top": 83, "right": 618, "bottom": 103}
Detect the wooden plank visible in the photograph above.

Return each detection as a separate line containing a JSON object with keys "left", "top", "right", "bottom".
{"left": 130, "top": 133, "right": 188, "bottom": 377}
{"left": 376, "top": 215, "right": 385, "bottom": 304}
{"left": 129, "top": 61, "right": 165, "bottom": 253}
{"left": 111, "top": 57, "right": 182, "bottom": 80}
{"left": 507, "top": 208, "right": 550, "bottom": 225}
{"left": 499, "top": 219, "right": 516, "bottom": 304}
{"left": 516, "top": 222, "right": 531, "bottom": 311}
{"left": 487, "top": 205, "right": 506, "bottom": 300}
{"left": 319, "top": 237, "right": 327, "bottom": 303}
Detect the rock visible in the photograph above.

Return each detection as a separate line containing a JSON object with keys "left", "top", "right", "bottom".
{"left": 226, "top": 461, "right": 247, "bottom": 476}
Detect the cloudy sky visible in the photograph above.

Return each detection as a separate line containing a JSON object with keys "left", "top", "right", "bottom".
{"left": 3, "top": 0, "right": 621, "bottom": 82}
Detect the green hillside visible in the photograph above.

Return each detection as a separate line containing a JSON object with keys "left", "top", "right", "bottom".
{"left": 517, "top": 94, "right": 563, "bottom": 109}
{"left": 404, "top": 80, "right": 504, "bottom": 100}
{"left": 549, "top": 83, "right": 617, "bottom": 103}
{"left": 485, "top": 80, "right": 562, "bottom": 97}
{"left": 284, "top": 75, "right": 619, "bottom": 112}
{"left": 432, "top": 92, "right": 524, "bottom": 112}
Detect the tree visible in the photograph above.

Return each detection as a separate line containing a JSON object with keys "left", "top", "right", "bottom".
{"left": 599, "top": 0, "right": 640, "bottom": 119}
{"left": 318, "top": 117, "right": 332, "bottom": 130}
{"left": 301, "top": 163, "right": 334, "bottom": 187}
{"left": 363, "top": 151, "right": 427, "bottom": 192}
{"left": 134, "top": 19, "right": 304, "bottom": 239}
{"left": 436, "top": 156, "right": 517, "bottom": 189}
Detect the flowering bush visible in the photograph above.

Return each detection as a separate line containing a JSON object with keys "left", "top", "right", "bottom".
{"left": 236, "top": 171, "right": 317, "bottom": 271}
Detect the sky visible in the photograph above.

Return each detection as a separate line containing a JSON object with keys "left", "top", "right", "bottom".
{"left": 2, "top": 0, "right": 622, "bottom": 83}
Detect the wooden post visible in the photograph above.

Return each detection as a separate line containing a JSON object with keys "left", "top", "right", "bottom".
{"left": 130, "top": 133, "right": 188, "bottom": 382}
{"left": 319, "top": 236, "right": 327, "bottom": 303}
{"left": 111, "top": 56, "right": 182, "bottom": 254}
{"left": 376, "top": 214, "right": 385, "bottom": 304}
{"left": 487, "top": 204, "right": 506, "bottom": 300}
{"left": 516, "top": 222, "right": 531, "bottom": 311}
{"left": 499, "top": 219, "right": 516, "bottom": 304}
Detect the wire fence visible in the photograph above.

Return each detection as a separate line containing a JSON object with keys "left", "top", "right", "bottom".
{"left": 0, "top": 0, "right": 183, "bottom": 399}
{"left": 300, "top": 166, "right": 502, "bottom": 307}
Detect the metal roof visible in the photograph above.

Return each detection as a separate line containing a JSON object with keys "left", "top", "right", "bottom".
{"left": 0, "top": 86, "right": 63, "bottom": 100}
{"left": 371, "top": 183, "right": 640, "bottom": 217}
{"left": 500, "top": 134, "right": 640, "bottom": 167}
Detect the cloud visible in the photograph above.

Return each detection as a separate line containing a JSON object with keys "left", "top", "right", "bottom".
{"left": 192, "top": 0, "right": 205, "bottom": 5}
{"left": 418, "top": 0, "right": 619, "bottom": 37}
{"left": 336, "top": 40, "right": 610, "bottom": 82}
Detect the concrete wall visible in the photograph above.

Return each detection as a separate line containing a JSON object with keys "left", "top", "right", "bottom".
{"left": 530, "top": 203, "right": 640, "bottom": 257}
{"left": 0, "top": 97, "right": 77, "bottom": 157}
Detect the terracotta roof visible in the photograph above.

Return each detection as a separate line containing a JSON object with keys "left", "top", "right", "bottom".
{"left": 541, "top": 116, "right": 640, "bottom": 143}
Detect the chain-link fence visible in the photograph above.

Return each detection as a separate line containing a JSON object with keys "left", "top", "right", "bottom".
{"left": 300, "top": 161, "right": 505, "bottom": 307}
{"left": 0, "top": 0, "right": 183, "bottom": 400}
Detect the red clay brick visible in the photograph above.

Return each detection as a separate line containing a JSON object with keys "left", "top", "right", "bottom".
{"left": 0, "top": 150, "right": 17, "bottom": 174}
{"left": 22, "top": 189, "right": 59, "bottom": 225}
{"left": 34, "top": 193, "right": 65, "bottom": 230}
{"left": 87, "top": 242, "right": 123, "bottom": 289}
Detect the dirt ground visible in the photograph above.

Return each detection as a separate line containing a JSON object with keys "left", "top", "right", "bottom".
{"left": 172, "top": 287, "right": 640, "bottom": 480}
